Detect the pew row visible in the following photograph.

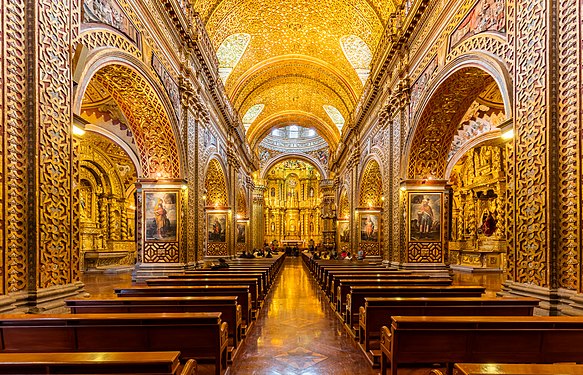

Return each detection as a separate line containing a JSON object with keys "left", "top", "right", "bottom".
{"left": 0, "top": 352, "right": 196, "bottom": 375}
{"left": 115, "top": 286, "right": 252, "bottom": 330}
{"left": 0, "top": 313, "right": 227, "bottom": 375}
{"left": 66, "top": 296, "right": 242, "bottom": 352}
{"left": 344, "top": 285, "right": 486, "bottom": 328}
{"left": 145, "top": 278, "right": 262, "bottom": 311}
{"left": 335, "top": 278, "right": 453, "bottom": 310}
{"left": 357, "top": 297, "right": 539, "bottom": 366}
{"left": 380, "top": 316, "right": 583, "bottom": 375}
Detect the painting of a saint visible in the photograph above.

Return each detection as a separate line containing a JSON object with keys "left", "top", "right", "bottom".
{"left": 360, "top": 214, "right": 379, "bottom": 242}
{"left": 208, "top": 213, "right": 227, "bottom": 243}
{"left": 237, "top": 223, "right": 246, "bottom": 244}
{"left": 409, "top": 193, "right": 441, "bottom": 242}
{"left": 145, "top": 192, "right": 177, "bottom": 241}
{"left": 338, "top": 221, "right": 350, "bottom": 243}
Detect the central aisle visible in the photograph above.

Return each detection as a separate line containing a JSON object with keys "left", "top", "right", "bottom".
{"left": 230, "top": 257, "right": 378, "bottom": 375}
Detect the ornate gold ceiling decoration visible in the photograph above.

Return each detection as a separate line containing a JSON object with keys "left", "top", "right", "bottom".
{"left": 407, "top": 67, "right": 499, "bottom": 180}
{"left": 91, "top": 64, "right": 181, "bottom": 178}
{"left": 193, "top": 0, "right": 400, "bottom": 147}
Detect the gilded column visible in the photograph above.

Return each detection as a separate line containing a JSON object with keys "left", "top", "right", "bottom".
{"left": 320, "top": 179, "right": 336, "bottom": 248}
{"left": 252, "top": 185, "right": 266, "bottom": 249}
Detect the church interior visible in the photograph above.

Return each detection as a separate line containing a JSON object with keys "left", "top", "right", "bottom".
{"left": 1, "top": 0, "right": 583, "bottom": 373}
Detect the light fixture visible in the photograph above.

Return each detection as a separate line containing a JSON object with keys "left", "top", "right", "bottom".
{"left": 381, "top": 196, "right": 385, "bottom": 202}
{"left": 400, "top": 186, "right": 407, "bottom": 192}
{"left": 72, "top": 125, "right": 86, "bottom": 137}
{"left": 502, "top": 129, "right": 514, "bottom": 140}
{"left": 202, "top": 194, "right": 207, "bottom": 201}
{"left": 181, "top": 185, "right": 188, "bottom": 190}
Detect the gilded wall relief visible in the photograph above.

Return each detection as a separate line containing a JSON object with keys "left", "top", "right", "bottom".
{"left": 450, "top": 0, "right": 506, "bottom": 50}
{"left": 82, "top": 0, "right": 139, "bottom": 44}
{"left": 38, "top": 0, "right": 78, "bottom": 289}
{"left": 410, "top": 56, "right": 438, "bottom": 112}
{"left": 359, "top": 160, "right": 383, "bottom": 207}
{"left": 152, "top": 53, "right": 181, "bottom": 121}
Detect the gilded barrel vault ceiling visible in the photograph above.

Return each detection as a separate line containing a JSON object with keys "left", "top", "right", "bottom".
{"left": 194, "top": 0, "right": 401, "bottom": 147}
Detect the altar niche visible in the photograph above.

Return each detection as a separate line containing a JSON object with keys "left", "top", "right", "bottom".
{"left": 449, "top": 143, "right": 507, "bottom": 272}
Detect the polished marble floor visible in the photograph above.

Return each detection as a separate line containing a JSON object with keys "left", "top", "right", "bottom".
{"left": 80, "top": 259, "right": 505, "bottom": 375}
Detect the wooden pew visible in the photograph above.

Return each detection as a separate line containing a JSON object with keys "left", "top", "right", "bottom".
{"left": 334, "top": 277, "right": 452, "bottom": 305}
{"left": 66, "top": 296, "right": 242, "bottom": 352}
{"left": 0, "top": 352, "right": 195, "bottom": 374}
{"left": 344, "top": 285, "right": 486, "bottom": 328}
{"left": 451, "top": 363, "right": 583, "bottom": 374}
{"left": 314, "top": 264, "right": 389, "bottom": 284}
{"left": 325, "top": 270, "right": 415, "bottom": 295}
{"left": 380, "top": 316, "right": 583, "bottom": 375}
{"left": 145, "top": 278, "right": 262, "bottom": 311}
{"left": 115, "top": 286, "right": 252, "bottom": 329}
{"left": 0, "top": 313, "right": 227, "bottom": 375}
{"left": 170, "top": 272, "right": 268, "bottom": 293}
{"left": 317, "top": 266, "right": 404, "bottom": 287}
{"left": 357, "top": 297, "right": 539, "bottom": 366}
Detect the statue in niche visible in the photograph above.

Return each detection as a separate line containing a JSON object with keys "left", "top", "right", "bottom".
{"left": 480, "top": 209, "right": 497, "bottom": 236}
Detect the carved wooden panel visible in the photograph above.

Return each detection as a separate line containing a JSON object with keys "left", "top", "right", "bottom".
{"left": 37, "top": 0, "right": 77, "bottom": 289}
{"left": 3, "top": 0, "right": 28, "bottom": 293}
{"left": 143, "top": 242, "right": 179, "bottom": 263}
{"left": 556, "top": 0, "right": 581, "bottom": 290}
{"left": 407, "top": 242, "right": 443, "bottom": 263}
{"left": 513, "top": 0, "right": 548, "bottom": 287}
{"left": 206, "top": 243, "right": 228, "bottom": 257}
{"left": 359, "top": 242, "right": 380, "bottom": 257}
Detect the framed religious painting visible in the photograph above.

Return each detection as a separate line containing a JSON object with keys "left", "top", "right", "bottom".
{"left": 359, "top": 213, "right": 380, "bottom": 243}
{"left": 337, "top": 220, "right": 350, "bottom": 244}
{"left": 409, "top": 192, "right": 442, "bottom": 242}
{"left": 236, "top": 222, "right": 246, "bottom": 244}
{"left": 144, "top": 191, "right": 178, "bottom": 241}
{"left": 207, "top": 213, "right": 227, "bottom": 243}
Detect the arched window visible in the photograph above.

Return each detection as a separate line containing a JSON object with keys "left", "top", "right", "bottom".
{"left": 216, "top": 33, "right": 251, "bottom": 83}
{"left": 323, "top": 105, "right": 346, "bottom": 132}
{"left": 340, "top": 35, "right": 372, "bottom": 84}
{"left": 242, "top": 104, "right": 264, "bottom": 131}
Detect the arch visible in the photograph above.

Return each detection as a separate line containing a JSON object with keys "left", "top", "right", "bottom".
{"left": 358, "top": 159, "right": 383, "bottom": 208}
{"left": 74, "top": 49, "right": 184, "bottom": 179}
{"left": 248, "top": 111, "right": 340, "bottom": 151}
{"left": 205, "top": 158, "right": 229, "bottom": 207}
{"left": 260, "top": 153, "right": 327, "bottom": 180}
{"left": 85, "top": 125, "right": 142, "bottom": 177}
{"left": 337, "top": 187, "right": 350, "bottom": 220}
{"left": 404, "top": 55, "right": 511, "bottom": 180}
{"left": 444, "top": 129, "right": 502, "bottom": 180}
